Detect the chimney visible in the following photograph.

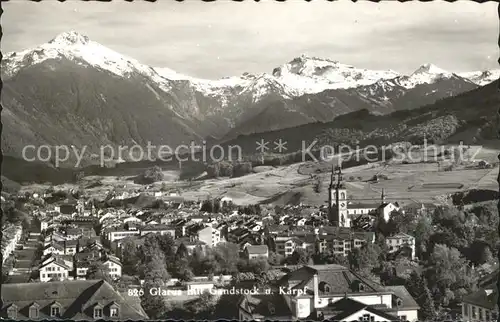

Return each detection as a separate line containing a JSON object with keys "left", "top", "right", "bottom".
{"left": 313, "top": 273, "right": 319, "bottom": 307}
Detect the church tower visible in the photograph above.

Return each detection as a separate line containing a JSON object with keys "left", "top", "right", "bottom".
{"left": 328, "top": 165, "right": 349, "bottom": 227}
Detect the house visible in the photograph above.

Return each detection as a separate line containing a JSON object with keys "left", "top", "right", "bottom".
{"left": 0, "top": 279, "right": 149, "bottom": 320}
{"left": 106, "top": 228, "right": 141, "bottom": 243}
{"left": 73, "top": 250, "right": 103, "bottom": 280}
{"left": 346, "top": 202, "right": 380, "bottom": 216}
{"left": 377, "top": 202, "right": 403, "bottom": 222}
{"left": 63, "top": 240, "right": 78, "bottom": 255}
{"left": 39, "top": 257, "right": 72, "bottom": 282}
{"left": 386, "top": 233, "right": 416, "bottom": 260}
{"left": 55, "top": 199, "right": 78, "bottom": 215}
{"left": 245, "top": 245, "right": 269, "bottom": 260}
{"left": 174, "top": 238, "right": 207, "bottom": 255}
{"left": 241, "top": 264, "right": 419, "bottom": 321}
{"left": 140, "top": 224, "right": 176, "bottom": 237}
{"left": 461, "top": 282, "right": 498, "bottom": 322}
{"left": 186, "top": 280, "right": 215, "bottom": 293}
{"left": 196, "top": 226, "right": 221, "bottom": 247}
{"left": 316, "top": 231, "right": 375, "bottom": 257}
{"left": 102, "top": 255, "right": 123, "bottom": 280}
{"left": 2, "top": 225, "right": 23, "bottom": 264}
{"left": 43, "top": 242, "right": 65, "bottom": 256}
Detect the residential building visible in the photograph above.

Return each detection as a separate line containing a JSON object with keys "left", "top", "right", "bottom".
{"left": 139, "top": 224, "right": 176, "bottom": 237}
{"left": 245, "top": 245, "right": 269, "bottom": 260}
{"left": 377, "top": 202, "right": 403, "bottom": 223}
{"left": 43, "top": 242, "right": 65, "bottom": 256}
{"left": 316, "top": 229, "right": 374, "bottom": 256}
{"left": 2, "top": 225, "right": 23, "bottom": 264}
{"left": 238, "top": 264, "right": 419, "bottom": 321}
{"left": 106, "top": 228, "right": 141, "bottom": 243}
{"left": 196, "top": 226, "right": 221, "bottom": 247}
{"left": 186, "top": 280, "right": 215, "bottom": 293}
{"left": 102, "top": 255, "right": 123, "bottom": 280}
{"left": 0, "top": 280, "right": 149, "bottom": 320}
{"left": 462, "top": 283, "right": 498, "bottom": 322}
{"left": 39, "top": 257, "right": 72, "bottom": 282}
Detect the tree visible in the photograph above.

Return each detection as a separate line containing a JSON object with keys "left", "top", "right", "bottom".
{"left": 200, "top": 199, "right": 213, "bottom": 213}
{"left": 248, "top": 258, "right": 270, "bottom": 275}
{"left": 405, "top": 271, "right": 437, "bottom": 320}
{"left": 86, "top": 262, "right": 115, "bottom": 285}
{"left": 143, "top": 254, "right": 171, "bottom": 284}
{"left": 190, "top": 291, "right": 217, "bottom": 317}
{"left": 348, "top": 243, "right": 381, "bottom": 278}
{"left": 268, "top": 251, "right": 284, "bottom": 266}
{"left": 313, "top": 176, "right": 322, "bottom": 193}
{"left": 121, "top": 239, "right": 141, "bottom": 275}
{"left": 213, "top": 242, "right": 240, "bottom": 274}
{"left": 135, "top": 166, "right": 164, "bottom": 184}
{"left": 414, "top": 213, "right": 434, "bottom": 258}
{"left": 175, "top": 243, "right": 189, "bottom": 260}
{"left": 155, "top": 234, "right": 176, "bottom": 264}
{"left": 288, "top": 248, "right": 311, "bottom": 265}
{"left": 387, "top": 210, "right": 417, "bottom": 234}
{"left": 425, "top": 244, "right": 478, "bottom": 306}
{"left": 141, "top": 281, "right": 173, "bottom": 319}
{"left": 312, "top": 251, "right": 349, "bottom": 266}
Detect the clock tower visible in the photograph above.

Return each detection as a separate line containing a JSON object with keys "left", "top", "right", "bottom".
{"left": 328, "top": 165, "right": 350, "bottom": 227}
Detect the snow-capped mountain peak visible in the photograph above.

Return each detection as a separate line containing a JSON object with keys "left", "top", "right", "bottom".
{"left": 270, "top": 55, "right": 401, "bottom": 95}
{"left": 3, "top": 30, "right": 498, "bottom": 111}
{"left": 396, "top": 63, "right": 454, "bottom": 89}
{"left": 411, "top": 63, "right": 450, "bottom": 76}
{"left": 458, "top": 69, "right": 500, "bottom": 86}
{"left": 48, "top": 30, "right": 90, "bottom": 46}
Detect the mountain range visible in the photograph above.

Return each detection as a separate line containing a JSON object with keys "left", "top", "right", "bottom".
{"left": 2, "top": 31, "right": 499, "bottom": 166}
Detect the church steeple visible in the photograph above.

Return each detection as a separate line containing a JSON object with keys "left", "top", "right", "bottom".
{"left": 381, "top": 189, "right": 386, "bottom": 204}
{"left": 328, "top": 164, "right": 349, "bottom": 227}
{"left": 329, "top": 164, "right": 335, "bottom": 189}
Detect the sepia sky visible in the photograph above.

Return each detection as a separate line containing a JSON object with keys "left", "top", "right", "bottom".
{"left": 2, "top": 0, "right": 498, "bottom": 79}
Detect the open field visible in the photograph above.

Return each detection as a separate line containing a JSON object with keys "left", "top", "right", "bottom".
{"left": 18, "top": 145, "right": 500, "bottom": 208}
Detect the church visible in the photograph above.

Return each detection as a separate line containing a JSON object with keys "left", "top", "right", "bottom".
{"left": 327, "top": 166, "right": 401, "bottom": 228}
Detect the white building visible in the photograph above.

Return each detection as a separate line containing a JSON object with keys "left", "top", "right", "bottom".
{"left": 2, "top": 225, "right": 22, "bottom": 264}
{"left": 102, "top": 256, "right": 123, "bottom": 280}
{"left": 106, "top": 229, "right": 141, "bottom": 243}
{"left": 378, "top": 202, "right": 403, "bottom": 222}
{"left": 39, "top": 257, "right": 72, "bottom": 282}
{"left": 239, "top": 265, "right": 419, "bottom": 321}
{"left": 386, "top": 233, "right": 416, "bottom": 260}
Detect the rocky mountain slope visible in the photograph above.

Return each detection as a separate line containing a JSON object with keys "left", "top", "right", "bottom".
{"left": 2, "top": 31, "right": 497, "bottom": 165}
{"left": 220, "top": 80, "right": 500, "bottom": 155}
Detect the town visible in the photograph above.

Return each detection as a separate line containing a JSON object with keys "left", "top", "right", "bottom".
{"left": 1, "top": 164, "right": 497, "bottom": 321}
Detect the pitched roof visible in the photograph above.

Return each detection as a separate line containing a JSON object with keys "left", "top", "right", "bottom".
{"left": 387, "top": 232, "right": 414, "bottom": 239}
{"left": 462, "top": 284, "right": 497, "bottom": 310}
{"left": 0, "top": 280, "right": 148, "bottom": 320}
{"left": 383, "top": 285, "right": 420, "bottom": 309}
{"left": 323, "top": 297, "right": 399, "bottom": 321}
{"left": 347, "top": 203, "right": 380, "bottom": 209}
{"left": 238, "top": 293, "right": 292, "bottom": 319}
{"left": 278, "top": 265, "right": 385, "bottom": 296}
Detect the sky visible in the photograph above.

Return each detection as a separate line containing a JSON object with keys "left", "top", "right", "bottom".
{"left": 2, "top": 0, "right": 499, "bottom": 79}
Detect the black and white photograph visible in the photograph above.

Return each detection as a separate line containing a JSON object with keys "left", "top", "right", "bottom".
{"left": 1, "top": 0, "right": 500, "bottom": 321}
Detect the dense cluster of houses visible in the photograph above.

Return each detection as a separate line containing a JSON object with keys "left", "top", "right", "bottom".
{"left": 1, "top": 165, "right": 493, "bottom": 321}
{"left": 2, "top": 224, "right": 23, "bottom": 264}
